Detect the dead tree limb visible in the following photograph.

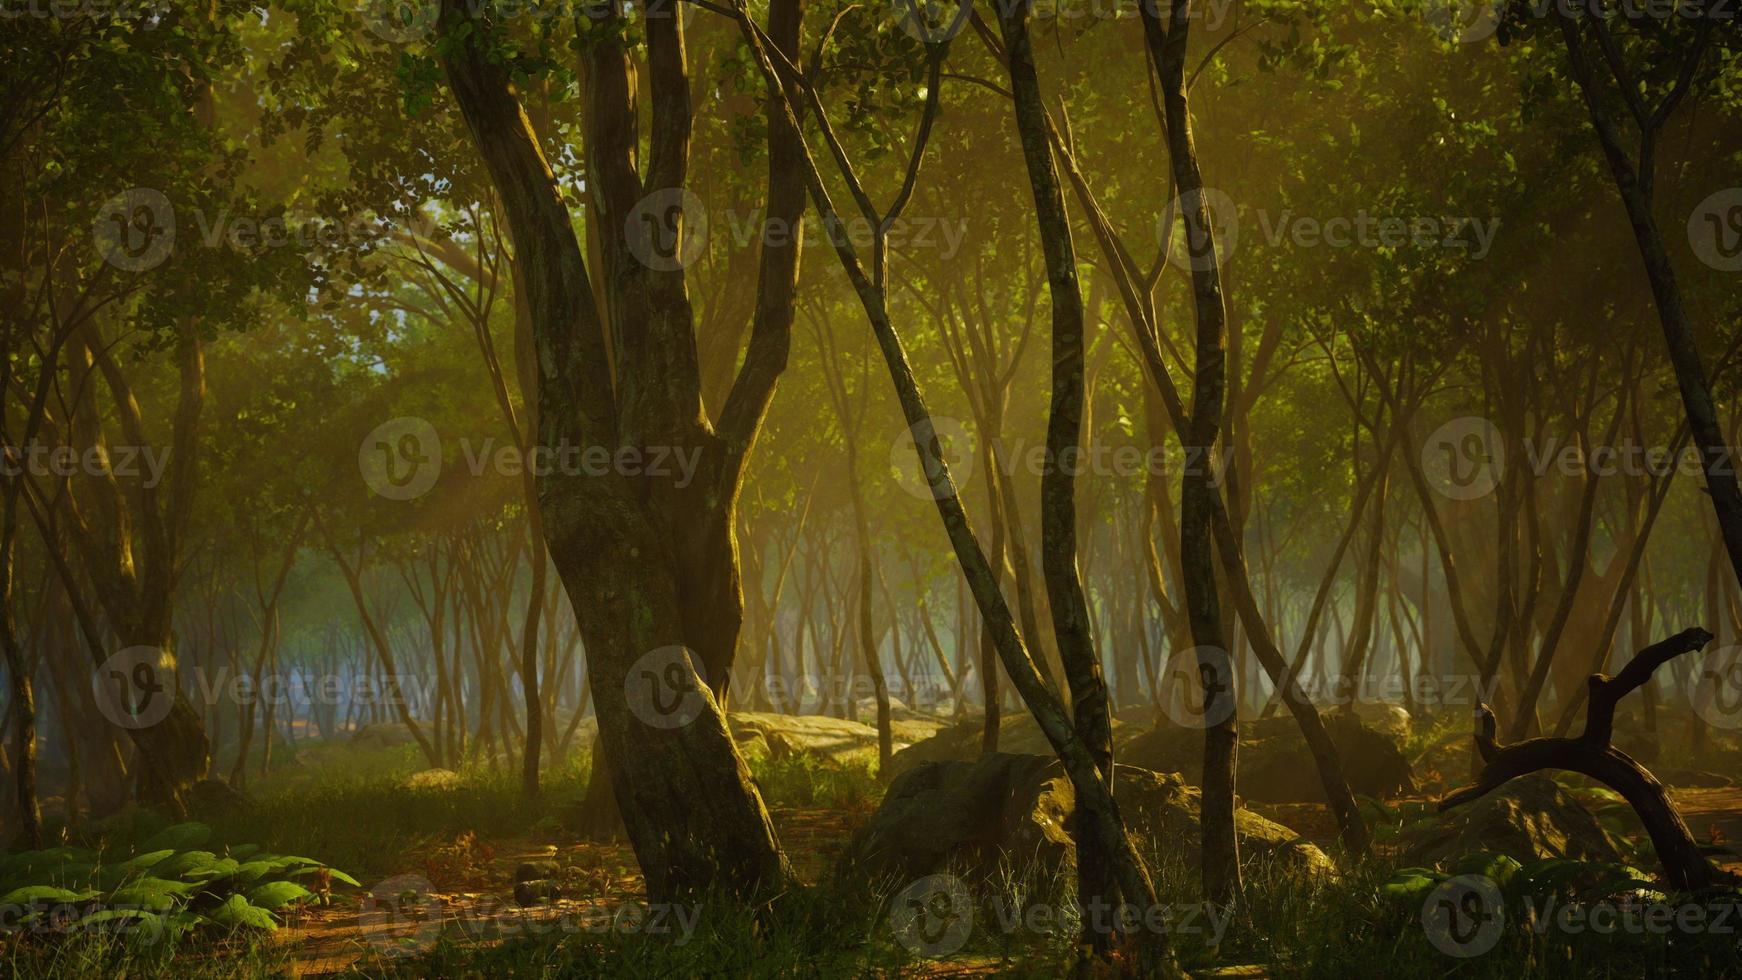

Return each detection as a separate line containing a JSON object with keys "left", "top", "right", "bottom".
{"left": 1438, "top": 627, "right": 1719, "bottom": 892}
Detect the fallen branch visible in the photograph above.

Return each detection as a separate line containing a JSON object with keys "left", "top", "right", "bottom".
{"left": 1438, "top": 627, "right": 1719, "bottom": 892}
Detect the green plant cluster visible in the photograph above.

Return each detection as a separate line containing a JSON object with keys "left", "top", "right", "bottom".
{"left": 0, "top": 821, "right": 358, "bottom": 944}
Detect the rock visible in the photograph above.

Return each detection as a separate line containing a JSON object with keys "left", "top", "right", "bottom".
{"left": 1352, "top": 702, "right": 1412, "bottom": 742}
{"left": 401, "top": 768, "right": 461, "bottom": 790}
{"left": 852, "top": 753, "right": 1057, "bottom": 881}
{"left": 187, "top": 778, "right": 250, "bottom": 817}
{"left": 884, "top": 714, "right": 1125, "bottom": 780}
{"left": 513, "top": 879, "right": 559, "bottom": 906}
{"left": 852, "top": 753, "right": 1332, "bottom": 885}
{"left": 1004, "top": 766, "right": 1337, "bottom": 882}
{"left": 515, "top": 861, "right": 559, "bottom": 882}
{"left": 1243, "top": 712, "right": 1416, "bottom": 803}
{"left": 727, "top": 712, "right": 944, "bottom": 765}
{"left": 1400, "top": 775, "right": 1622, "bottom": 867}
{"left": 349, "top": 723, "right": 418, "bottom": 751}
{"left": 889, "top": 711, "right": 1412, "bottom": 804}
{"left": 1121, "top": 712, "right": 1415, "bottom": 804}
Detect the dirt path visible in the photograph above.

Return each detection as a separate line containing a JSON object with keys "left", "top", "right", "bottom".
{"left": 279, "top": 806, "right": 862, "bottom": 976}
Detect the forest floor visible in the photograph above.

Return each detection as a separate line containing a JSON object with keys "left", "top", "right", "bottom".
{"left": 10, "top": 726, "right": 1742, "bottom": 978}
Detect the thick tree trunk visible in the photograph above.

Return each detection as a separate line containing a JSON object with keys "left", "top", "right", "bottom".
{"left": 439, "top": 0, "right": 797, "bottom": 901}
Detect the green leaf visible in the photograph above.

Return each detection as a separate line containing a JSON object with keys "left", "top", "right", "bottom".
{"left": 108, "top": 878, "right": 197, "bottom": 912}
{"left": 247, "top": 881, "right": 313, "bottom": 910}
{"left": 0, "top": 885, "right": 98, "bottom": 906}
{"left": 186, "top": 857, "right": 241, "bottom": 882}
{"left": 207, "top": 893, "right": 278, "bottom": 931}
{"left": 150, "top": 851, "right": 218, "bottom": 880}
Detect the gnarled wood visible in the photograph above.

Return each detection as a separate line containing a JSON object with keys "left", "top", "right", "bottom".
{"left": 1439, "top": 627, "right": 1719, "bottom": 892}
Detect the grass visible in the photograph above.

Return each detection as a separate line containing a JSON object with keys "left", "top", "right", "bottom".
{"left": 8, "top": 733, "right": 1740, "bottom": 978}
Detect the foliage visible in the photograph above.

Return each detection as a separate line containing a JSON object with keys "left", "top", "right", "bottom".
{"left": 0, "top": 823, "right": 356, "bottom": 945}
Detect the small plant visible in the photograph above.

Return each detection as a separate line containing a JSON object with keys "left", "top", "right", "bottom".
{"left": 0, "top": 821, "right": 358, "bottom": 945}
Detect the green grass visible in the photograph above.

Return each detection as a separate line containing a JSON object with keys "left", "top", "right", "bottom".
{"left": 9, "top": 736, "right": 1738, "bottom": 978}
{"left": 750, "top": 754, "right": 881, "bottom": 810}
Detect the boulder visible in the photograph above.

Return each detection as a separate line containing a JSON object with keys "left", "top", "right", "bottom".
{"left": 729, "top": 712, "right": 944, "bottom": 765}
{"left": 852, "top": 753, "right": 1333, "bottom": 885}
{"left": 349, "top": 723, "right": 418, "bottom": 751}
{"left": 884, "top": 714, "right": 1126, "bottom": 780}
{"left": 1123, "top": 712, "right": 1415, "bottom": 804}
{"left": 1352, "top": 702, "right": 1412, "bottom": 742}
{"left": 1399, "top": 775, "right": 1622, "bottom": 867}
{"left": 889, "top": 711, "right": 1412, "bottom": 804}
